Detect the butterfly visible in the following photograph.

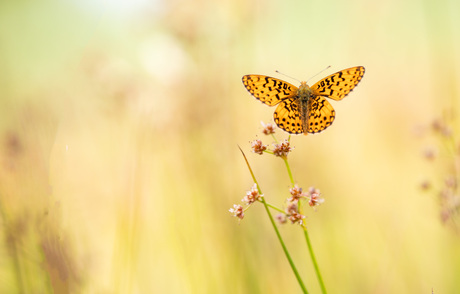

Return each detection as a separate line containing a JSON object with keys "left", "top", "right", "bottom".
{"left": 242, "top": 66, "right": 365, "bottom": 134}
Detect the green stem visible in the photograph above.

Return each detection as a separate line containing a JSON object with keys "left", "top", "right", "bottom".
{"left": 303, "top": 228, "right": 327, "bottom": 294}
{"left": 238, "top": 146, "right": 308, "bottom": 294}
{"left": 262, "top": 201, "right": 286, "bottom": 214}
{"left": 283, "top": 155, "right": 327, "bottom": 294}
{"left": 283, "top": 158, "right": 295, "bottom": 185}
{"left": 260, "top": 197, "right": 308, "bottom": 294}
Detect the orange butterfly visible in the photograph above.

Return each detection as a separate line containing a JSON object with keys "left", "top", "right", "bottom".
{"left": 242, "top": 66, "right": 365, "bottom": 134}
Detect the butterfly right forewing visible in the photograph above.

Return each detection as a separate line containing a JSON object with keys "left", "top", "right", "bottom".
{"left": 310, "top": 66, "right": 365, "bottom": 101}
{"left": 242, "top": 75, "right": 298, "bottom": 106}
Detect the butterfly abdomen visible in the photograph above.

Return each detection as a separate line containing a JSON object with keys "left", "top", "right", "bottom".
{"left": 297, "top": 82, "right": 313, "bottom": 134}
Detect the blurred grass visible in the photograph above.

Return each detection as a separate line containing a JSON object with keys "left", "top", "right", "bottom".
{"left": 1, "top": 0, "right": 460, "bottom": 293}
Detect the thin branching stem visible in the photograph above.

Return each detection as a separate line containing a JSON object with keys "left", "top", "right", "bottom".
{"left": 283, "top": 158, "right": 295, "bottom": 186}
{"left": 283, "top": 154, "right": 327, "bottom": 294}
{"left": 262, "top": 201, "right": 286, "bottom": 213}
{"left": 303, "top": 228, "right": 327, "bottom": 294}
{"left": 238, "top": 146, "right": 308, "bottom": 294}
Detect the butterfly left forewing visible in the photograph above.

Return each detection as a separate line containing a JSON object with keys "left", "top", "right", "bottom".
{"left": 242, "top": 75, "right": 298, "bottom": 106}
{"left": 310, "top": 66, "right": 365, "bottom": 101}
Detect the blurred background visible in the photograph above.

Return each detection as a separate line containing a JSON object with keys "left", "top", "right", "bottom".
{"left": 1, "top": 0, "right": 460, "bottom": 293}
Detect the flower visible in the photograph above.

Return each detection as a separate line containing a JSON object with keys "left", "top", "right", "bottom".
{"left": 285, "top": 202, "right": 305, "bottom": 224}
{"left": 261, "top": 122, "right": 276, "bottom": 135}
{"left": 273, "top": 139, "right": 293, "bottom": 158}
{"left": 243, "top": 184, "right": 262, "bottom": 204}
{"left": 229, "top": 204, "right": 244, "bottom": 219}
{"left": 307, "top": 187, "right": 324, "bottom": 207}
{"left": 286, "top": 202, "right": 298, "bottom": 215}
{"left": 251, "top": 139, "right": 267, "bottom": 155}
{"left": 288, "top": 212, "right": 305, "bottom": 224}
{"left": 289, "top": 184, "right": 307, "bottom": 202}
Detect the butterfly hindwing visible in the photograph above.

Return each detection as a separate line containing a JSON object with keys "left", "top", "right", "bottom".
{"left": 306, "top": 96, "right": 336, "bottom": 133}
{"left": 273, "top": 98, "right": 303, "bottom": 134}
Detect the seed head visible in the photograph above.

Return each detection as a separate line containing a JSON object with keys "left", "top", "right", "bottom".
{"left": 261, "top": 121, "right": 276, "bottom": 135}
{"left": 229, "top": 204, "right": 244, "bottom": 219}
{"left": 286, "top": 202, "right": 298, "bottom": 215}
{"left": 308, "top": 187, "right": 325, "bottom": 207}
{"left": 285, "top": 202, "right": 305, "bottom": 224}
{"left": 243, "top": 184, "right": 262, "bottom": 204}
{"left": 273, "top": 139, "right": 293, "bottom": 158}
{"left": 251, "top": 139, "right": 267, "bottom": 155}
{"left": 288, "top": 212, "right": 305, "bottom": 224}
{"left": 289, "top": 184, "right": 307, "bottom": 202}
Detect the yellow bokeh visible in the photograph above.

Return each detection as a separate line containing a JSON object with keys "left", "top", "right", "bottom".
{"left": 1, "top": 0, "right": 460, "bottom": 293}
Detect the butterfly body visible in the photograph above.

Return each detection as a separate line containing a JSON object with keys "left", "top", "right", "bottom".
{"left": 242, "top": 66, "right": 365, "bottom": 135}
{"left": 297, "top": 82, "right": 313, "bottom": 133}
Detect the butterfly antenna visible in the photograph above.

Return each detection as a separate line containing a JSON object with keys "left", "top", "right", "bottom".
{"left": 275, "top": 70, "right": 301, "bottom": 83}
{"left": 306, "top": 65, "right": 331, "bottom": 84}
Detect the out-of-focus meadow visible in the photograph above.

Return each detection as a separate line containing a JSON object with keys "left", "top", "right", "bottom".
{"left": 1, "top": 0, "right": 460, "bottom": 293}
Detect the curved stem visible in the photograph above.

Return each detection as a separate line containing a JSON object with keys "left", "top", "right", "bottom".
{"left": 260, "top": 197, "right": 308, "bottom": 294}
{"left": 283, "top": 155, "right": 327, "bottom": 294}
{"left": 303, "top": 228, "right": 327, "bottom": 294}
{"left": 238, "top": 146, "right": 308, "bottom": 294}
{"left": 283, "top": 158, "right": 295, "bottom": 186}
{"left": 262, "top": 201, "right": 286, "bottom": 214}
